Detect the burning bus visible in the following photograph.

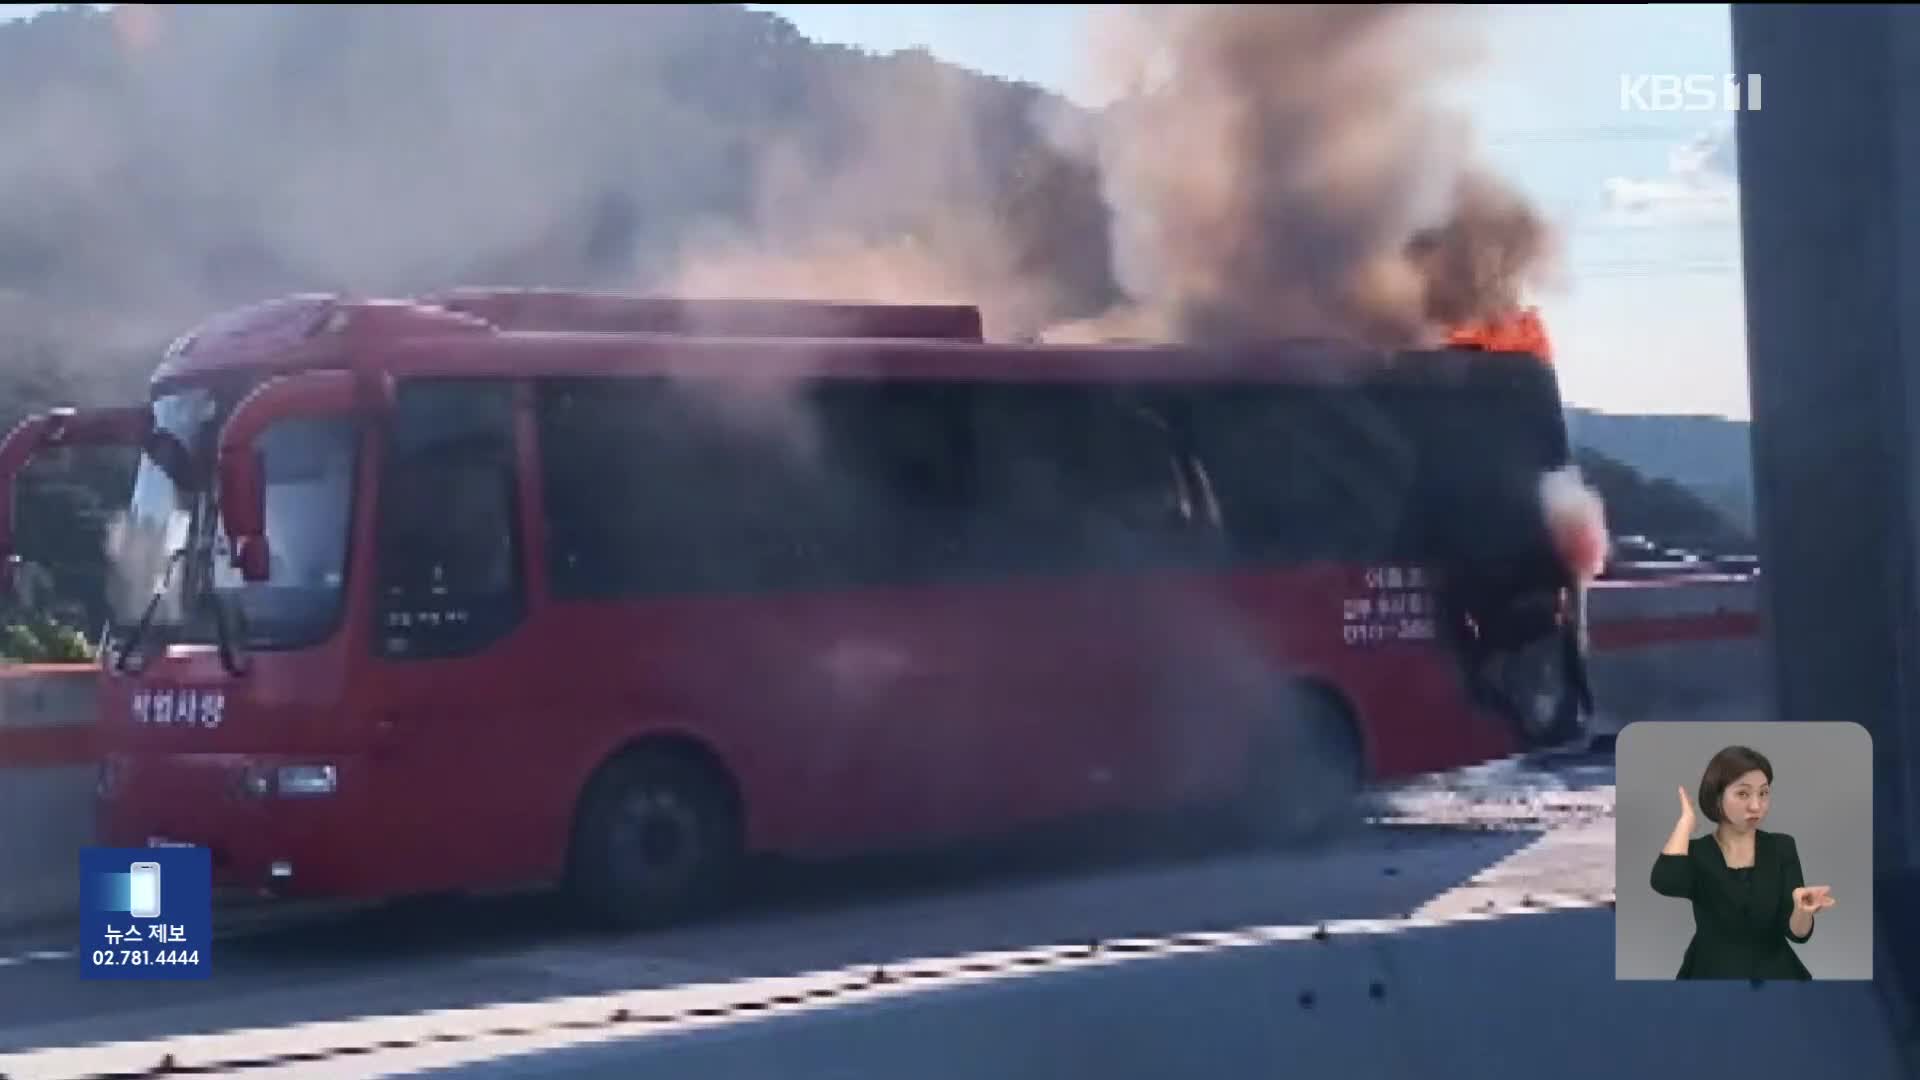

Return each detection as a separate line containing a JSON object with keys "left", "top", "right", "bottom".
{"left": 0, "top": 289, "right": 1595, "bottom": 927}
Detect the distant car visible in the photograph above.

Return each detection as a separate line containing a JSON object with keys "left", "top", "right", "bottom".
{"left": 1611, "top": 536, "right": 1664, "bottom": 562}
{"left": 1599, "top": 535, "right": 1749, "bottom": 581}
{"left": 1710, "top": 554, "right": 1761, "bottom": 577}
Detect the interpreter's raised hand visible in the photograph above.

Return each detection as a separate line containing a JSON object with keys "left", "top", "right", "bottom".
{"left": 1676, "top": 785, "right": 1697, "bottom": 834}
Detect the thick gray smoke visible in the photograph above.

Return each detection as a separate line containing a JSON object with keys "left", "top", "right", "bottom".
{"left": 662, "top": 46, "right": 1106, "bottom": 343}
{"left": 0, "top": 4, "right": 1553, "bottom": 375}
{"left": 1042, "top": 5, "right": 1557, "bottom": 349}
{"left": 0, "top": 5, "right": 806, "bottom": 370}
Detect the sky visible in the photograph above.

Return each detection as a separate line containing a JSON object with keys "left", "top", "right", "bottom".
{"left": 1, "top": 4, "right": 1752, "bottom": 420}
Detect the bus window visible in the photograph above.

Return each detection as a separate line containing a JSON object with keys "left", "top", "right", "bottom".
{"left": 1186, "top": 387, "right": 1416, "bottom": 565}
{"left": 808, "top": 381, "right": 975, "bottom": 586}
{"left": 1080, "top": 397, "right": 1197, "bottom": 538}
{"left": 535, "top": 376, "right": 861, "bottom": 598}
{"left": 970, "top": 385, "right": 1196, "bottom": 577}
{"left": 374, "top": 379, "right": 523, "bottom": 658}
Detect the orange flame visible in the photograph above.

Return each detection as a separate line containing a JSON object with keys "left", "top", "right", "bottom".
{"left": 1444, "top": 307, "right": 1552, "bottom": 363}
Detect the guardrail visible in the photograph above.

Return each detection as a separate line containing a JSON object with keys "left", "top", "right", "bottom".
{"left": 1583, "top": 576, "right": 1768, "bottom": 731}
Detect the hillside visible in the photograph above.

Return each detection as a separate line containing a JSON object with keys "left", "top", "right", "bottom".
{"left": 0, "top": 3, "right": 1119, "bottom": 368}
{"left": 1573, "top": 447, "right": 1750, "bottom": 554}
{"left": 1567, "top": 408, "right": 1755, "bottom": 533}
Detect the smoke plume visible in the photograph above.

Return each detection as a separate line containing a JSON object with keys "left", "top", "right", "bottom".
{"left": 0, "top": 4, "right": 1555, "bottom": 370}
{"left": 1042, "top": 5, "right": 1556, "bottom": 349}
{"left": 1540, "top": 465, "right": 1611, "bottom": 583}
{"left": 662, "top": 48, "right": 1097, "bottom": 343}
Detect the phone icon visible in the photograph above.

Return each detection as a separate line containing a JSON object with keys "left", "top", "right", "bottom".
{"left": 128, "top": 861, "right": 162, "bottom": 919}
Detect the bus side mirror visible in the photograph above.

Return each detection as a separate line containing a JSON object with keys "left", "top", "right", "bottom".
{"left": 217, "top": 369, "right": 378, "bottom": 585}
{"left": 232, "top": 535, "right": 271, "bottom": 584}
{"left": 219, "top": 447, "right": 270, "bottom": 583}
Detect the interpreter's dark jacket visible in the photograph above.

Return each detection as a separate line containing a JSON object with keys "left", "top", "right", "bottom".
{"left": 1650, "top": 828, "right": 1815, "bottom": 980}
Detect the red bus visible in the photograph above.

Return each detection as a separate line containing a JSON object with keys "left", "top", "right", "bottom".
{"left": 0, "top": 289, "right": 1594, "bottom": 928}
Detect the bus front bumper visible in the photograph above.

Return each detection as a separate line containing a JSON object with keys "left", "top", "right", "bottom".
{"left": 95, "top": 752, "right": 379, "bottom": 899}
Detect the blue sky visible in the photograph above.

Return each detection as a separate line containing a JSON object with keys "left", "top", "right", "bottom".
{"left": 2, "top": 4, "right": 1750, "bottom": 419}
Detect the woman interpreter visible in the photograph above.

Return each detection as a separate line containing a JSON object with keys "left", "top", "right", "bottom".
{"left": 1649, "top": 745, "right": 1836, "bottom": 980}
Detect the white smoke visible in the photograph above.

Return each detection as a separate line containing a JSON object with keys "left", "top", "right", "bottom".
{"left": 1539, "top": 465, "right": 1609, "bottom": 583}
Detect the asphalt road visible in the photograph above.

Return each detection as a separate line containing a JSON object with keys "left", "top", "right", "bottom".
{"left": 0, "top": 751, "right": 1628, "bottom": 1078}
{"left": 418, "top": 909, "right": 1907, "bottom": 1080}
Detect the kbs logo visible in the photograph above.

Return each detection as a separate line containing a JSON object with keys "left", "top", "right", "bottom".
{"left": 1620, "top": 74, "right": 1762, "bottom": 112}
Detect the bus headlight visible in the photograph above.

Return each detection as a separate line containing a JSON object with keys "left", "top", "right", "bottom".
{"left": 276, "top": 764, "right": 337, "bottom": 797}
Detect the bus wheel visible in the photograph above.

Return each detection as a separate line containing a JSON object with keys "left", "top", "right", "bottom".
{"left": 565, "top": 750, "right": 741, "bottom": 931}
{"left": 1238, "top": 684, "right": 1365, "bottom": 848}
{"left": 1496, "top": 635, "right": 1586, "bottom": 749}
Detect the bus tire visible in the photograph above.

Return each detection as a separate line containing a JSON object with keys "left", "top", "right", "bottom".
{"left": 564, "top": 747, "right": 742, "bottom": 932}
{"left": 1237, "top": 683, "right": 1366, "bottom": 848}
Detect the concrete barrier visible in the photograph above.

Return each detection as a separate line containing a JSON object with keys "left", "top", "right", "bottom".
{"left": 0, "top": 664, "right": 97, "bottom": 931}
{"left": 1584, "top": 577, "right": 1771, "bottom": 732}
{"left": 0, "top": 764, "right": 93, "bottom": 931}
{"left": 1587, "top": 575, "right": 1760, "bottom": 637}
{"left": 0, "top": 664, "right": 96, "bottom": 764}
{"left": 0, "top": 578, "right": 1768, "bottom": 933}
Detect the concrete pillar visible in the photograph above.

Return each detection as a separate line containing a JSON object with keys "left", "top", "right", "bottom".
{"left": 1730, "top": 0, "right": 1919, "bottom": 1027}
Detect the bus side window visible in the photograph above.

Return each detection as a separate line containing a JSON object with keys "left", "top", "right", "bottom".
{"left": 535, "top": 375, "right": 859, "bottom": 597}
{"left": 1188, "top": 389, "right": 1409, "bottom": 564}
{"left": 970, "top": 385, "right": 1194, "bottom": 576}
{"left": 374, "top": 380, "right": 523, "bottom": 659}
{"left": 810, "top": 380, "right": 975, "bottom": 586}
{"left": 535, "top": 376, "right": 693, "bottom": 598}
{"left": 1079, "top": 395, "right": 1197, "bottom": 542}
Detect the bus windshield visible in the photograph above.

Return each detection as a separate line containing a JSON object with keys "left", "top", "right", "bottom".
{"left": 106, "top": 386, "right": 359, "bottom": 652}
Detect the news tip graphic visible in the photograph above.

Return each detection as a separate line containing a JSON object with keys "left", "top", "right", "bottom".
{"left": 79, "top": 846, "right": 212, "bottom": 980}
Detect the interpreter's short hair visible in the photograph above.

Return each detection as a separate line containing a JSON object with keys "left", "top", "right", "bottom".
{"left": 1699, "top": 745, "right": 1774, "bottom": 823}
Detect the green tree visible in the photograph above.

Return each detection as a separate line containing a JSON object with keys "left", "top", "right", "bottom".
{"left": 0, "top": 613, "right": 94, "bottom": 664}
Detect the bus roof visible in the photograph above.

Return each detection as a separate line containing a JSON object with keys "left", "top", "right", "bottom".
{"left": 423, "top": 288, "right": 986, "bottom": 341}
{"left": 151, "top": 291, "right": 1557, "bottom": 395}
